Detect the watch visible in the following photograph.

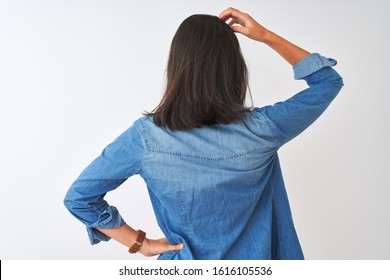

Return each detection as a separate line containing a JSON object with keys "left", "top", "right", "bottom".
{"left": 128, "top": 229, "right": 146, "bottom": 254}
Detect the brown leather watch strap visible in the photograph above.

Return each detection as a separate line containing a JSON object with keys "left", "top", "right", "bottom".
{"left": 128, "top": 229, "right": 146, "bottom": 254}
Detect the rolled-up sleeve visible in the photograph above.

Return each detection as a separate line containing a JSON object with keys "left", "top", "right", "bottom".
{"left": 64, "top": 120, "right": 144, "bottom": 245}
{"left": 262, "top": 53, "right": 344, "bottom": 146}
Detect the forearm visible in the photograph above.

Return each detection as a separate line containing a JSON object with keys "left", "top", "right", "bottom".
{"left": 97, "top": 224, "right": 139, "bottom": 248}
{"left": 262, "top": 29, "right": 310, "bottom": 66}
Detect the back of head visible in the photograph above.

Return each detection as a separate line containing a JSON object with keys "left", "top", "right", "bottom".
{"left": 148, "top": 14, "right": 250, "bottom": 131}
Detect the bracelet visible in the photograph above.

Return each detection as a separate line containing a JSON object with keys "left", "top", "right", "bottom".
{"left": 128, "top": 229, "right": 146, "bottom": 254}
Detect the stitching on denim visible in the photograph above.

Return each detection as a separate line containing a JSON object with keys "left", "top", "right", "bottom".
{"left": 146, "top": 144, "right": 277, "bottom": 161}
{"left": 134, "top": 120, "right": 148, "bottom": 174}
{"left": 137, "top": 119, "right": 150, "bottom": 150}
{"left": 177, "top": 182, "right": 194, "bottom": 235}
{"left": 248, "top": 226, "right": 263, "bottom": 259}
{"left": 140, "top": 115, "right": 278, "bottom": 161}
{"left": 87, "top": 227, "right": 96, "bottom": 245}
{"left": 258, "top": 108, "right": 281, "bottom": 147}
{"left": 96, "top": 208, "right": 113, "bottom": 227}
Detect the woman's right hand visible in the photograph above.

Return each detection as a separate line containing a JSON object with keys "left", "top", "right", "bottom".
{"left": 220, "top": 7, "right": 309, "bottom": 66}
{"left": 97, "top": 225, "right": 184, "bottom": 258}
{"left": 219, "top": 7, "right": 270, "bottom": 43}
{"left": 139, "top": 237, "right": 184, "bottom": 257}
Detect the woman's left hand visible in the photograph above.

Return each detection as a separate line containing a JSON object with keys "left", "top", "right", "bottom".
{"left": 139, "top": 237, "right": 184, "bottom": 257}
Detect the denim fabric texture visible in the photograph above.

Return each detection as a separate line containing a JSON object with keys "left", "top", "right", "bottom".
{"left": 64, "top": 53, "right": 343, "bottom": 259}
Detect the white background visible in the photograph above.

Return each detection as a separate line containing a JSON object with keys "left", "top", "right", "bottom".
{"left": 0, "top": 0, "right": 389, "bottom": 259}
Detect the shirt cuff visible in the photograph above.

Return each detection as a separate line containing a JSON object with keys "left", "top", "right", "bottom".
{"left": 293, "top": 53, "right": 338, "bottom": 80}
{"left": 86, "top": 206, "right": 126, "bottom": 245}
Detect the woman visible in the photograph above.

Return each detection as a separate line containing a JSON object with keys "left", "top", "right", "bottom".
{"left": 64, "top": 7, "right": 343, "bottom": 259}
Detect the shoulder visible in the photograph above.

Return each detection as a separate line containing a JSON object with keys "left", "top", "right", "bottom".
{"left": 130, "top": 115, "right": 166, "bottom": 151}
{"left": 109, "top": 116, "right": 153, "bottom": 151}
{"left": 243, "top": 107, "right": 273, "bottom": 128}
{"left": 132, "top": 115, "right": 156, "bottom": 137}
{"left": 238, "top": 108, "right": 279, "bottom": 144}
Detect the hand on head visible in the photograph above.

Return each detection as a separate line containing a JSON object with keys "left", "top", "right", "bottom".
{"left": 219, "top": 7, "right": 270, "bottom": 43}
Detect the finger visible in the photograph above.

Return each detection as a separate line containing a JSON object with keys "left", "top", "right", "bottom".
{"left": 170, "top": 243, "right": 184, "bottom": 251}
{"left": 219, "top": 7, "right": 247, "bottom": 22}
{"left": 219, "top": 7, "right": 238, "bottom": 20}
{"left": 158, "top": 238, "right": 184, "bottom": 250}
{"left": 161, "top": 243, "right": 184, "bottom": 254}
{"left": 231, "top": 25, "right": 248, "bottom": 35}
{"left": 167, "top": 243, "right": 184, "bottom": 251}
{"left": 228, "top": 18, "right": 237, "bottom": 26}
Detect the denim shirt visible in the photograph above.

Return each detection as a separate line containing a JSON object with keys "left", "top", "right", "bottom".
{"left": 64, "top": 53, "right": 343, "bottom": 259}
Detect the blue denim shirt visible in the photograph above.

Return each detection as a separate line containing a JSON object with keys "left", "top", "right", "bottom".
{"left": 64, "top": 53, "right": 343, "bottom": 259}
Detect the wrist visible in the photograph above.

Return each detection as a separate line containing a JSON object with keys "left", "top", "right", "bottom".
{"left": 261, "top": 29, "right": 279, "bottom": 45}
{"left": 138, "top": 237, "right": 149, "bottom": 256}
{"left": 128, "top": 229, "right": 146, "bottom": 254}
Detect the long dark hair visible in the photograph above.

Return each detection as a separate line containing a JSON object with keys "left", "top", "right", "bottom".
{"left": 146, "top": 14, "right": 251, "bottom": 131}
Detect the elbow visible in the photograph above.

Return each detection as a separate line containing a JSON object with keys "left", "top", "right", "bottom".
{"left": 332, "top": 76, "right": 344, "bottom": 95}
{"left": 325, "top": 73, "right": 344, "bottom": 94}
{"left": 329, "top": 68, "right": 344, "bottom": 89}
{"left": 327, "top": 78, "right": 344, "bottom": 99}
{"left": 63, "top": 193, "right": 84, "bottom": 221}
{"left": 63, "top": 195, "right": 73, "bottom": 213}
{"left": 333, "top": 75, "right": 344, "bottom": 89}
{"left": 63, "top": 189, "right": 77, "bottom": 214}
{"left": 63, "top": 181, "right": 84, "bottom": 215}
